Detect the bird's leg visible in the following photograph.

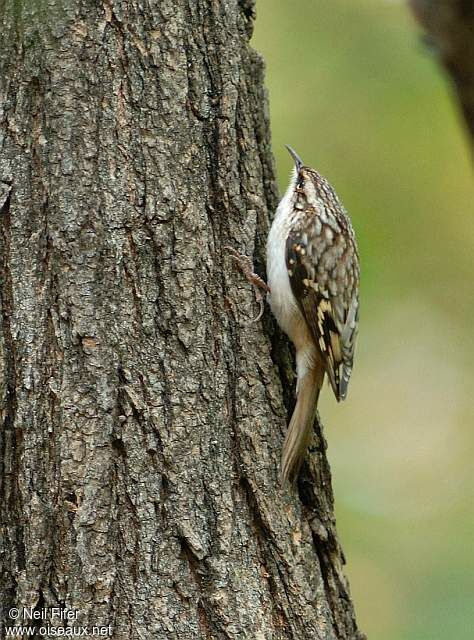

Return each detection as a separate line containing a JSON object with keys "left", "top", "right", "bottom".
{"left": 225, "top": 246, "right": 270, "bottom": 323}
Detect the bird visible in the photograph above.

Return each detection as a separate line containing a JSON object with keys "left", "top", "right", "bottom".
{"left": 266, "top": 146, "right": 359, "bottom": 483}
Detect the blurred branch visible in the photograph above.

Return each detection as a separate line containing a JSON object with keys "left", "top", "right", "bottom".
{"left": 410, "top": 0, "right": 474, "bottom": 154}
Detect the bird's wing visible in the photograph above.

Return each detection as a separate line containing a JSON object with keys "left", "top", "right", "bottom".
{"left": 286, "top": 221, "right": 359, "bottom": 401}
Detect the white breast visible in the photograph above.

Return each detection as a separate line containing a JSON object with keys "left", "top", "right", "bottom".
{"left": 267, "top": 174, "right": 320, "bottom": 385}
{"left": 267, "top": 186, "right": 295, "bottom": 318}
{"left": 267, "top": 179, "right": 311, "bottom": 352}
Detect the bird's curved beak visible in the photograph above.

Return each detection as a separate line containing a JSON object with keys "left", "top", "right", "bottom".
{"left": 285, "top": 145, "right": 304, "bottom": 172}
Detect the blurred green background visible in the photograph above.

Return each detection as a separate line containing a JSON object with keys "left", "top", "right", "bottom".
{"left": 253, "top": 1, "right": 474, "bottom": 638}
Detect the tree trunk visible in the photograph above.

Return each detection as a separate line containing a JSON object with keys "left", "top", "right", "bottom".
{"left": 0, "top": 1, "right": 363, "bottom": 638}
{"left": 410, "top": 0, "right": 474, "bottom": 153}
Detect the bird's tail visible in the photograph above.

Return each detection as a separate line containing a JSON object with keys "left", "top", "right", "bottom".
{"left": 281, "top": 367, "right": 324, "bottom": 484}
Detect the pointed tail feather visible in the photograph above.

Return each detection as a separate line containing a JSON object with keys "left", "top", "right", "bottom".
{"left": 281, "top": 367, "right": 324, "bottom": 484}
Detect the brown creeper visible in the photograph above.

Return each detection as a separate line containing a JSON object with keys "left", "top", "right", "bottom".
{"left": 267, "top": 147, "right": 359, "bottom": 483}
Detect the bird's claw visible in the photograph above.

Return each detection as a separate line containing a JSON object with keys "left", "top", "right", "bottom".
{"left": 225, "top": 246, "right": 270, "bottom": 324}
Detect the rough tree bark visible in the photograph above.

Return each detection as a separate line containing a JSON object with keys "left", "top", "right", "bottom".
{"left": 410, "top": 0, "right": 474, "bottom": 153}
{"left": 0, "top": 1, "right": 364, "bottom": 638}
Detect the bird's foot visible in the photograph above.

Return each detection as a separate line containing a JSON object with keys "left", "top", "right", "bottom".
{"left": 225, "top": 246, "right": 270, "bottom": 323}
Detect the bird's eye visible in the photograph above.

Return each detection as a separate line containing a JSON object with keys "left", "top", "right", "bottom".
{"left": 298, "top": 178, "right": 305, "bottom": 189}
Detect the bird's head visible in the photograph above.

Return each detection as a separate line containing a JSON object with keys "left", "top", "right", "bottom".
{"left": 285, "top": 145, "right": 320, "bottom": 205}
